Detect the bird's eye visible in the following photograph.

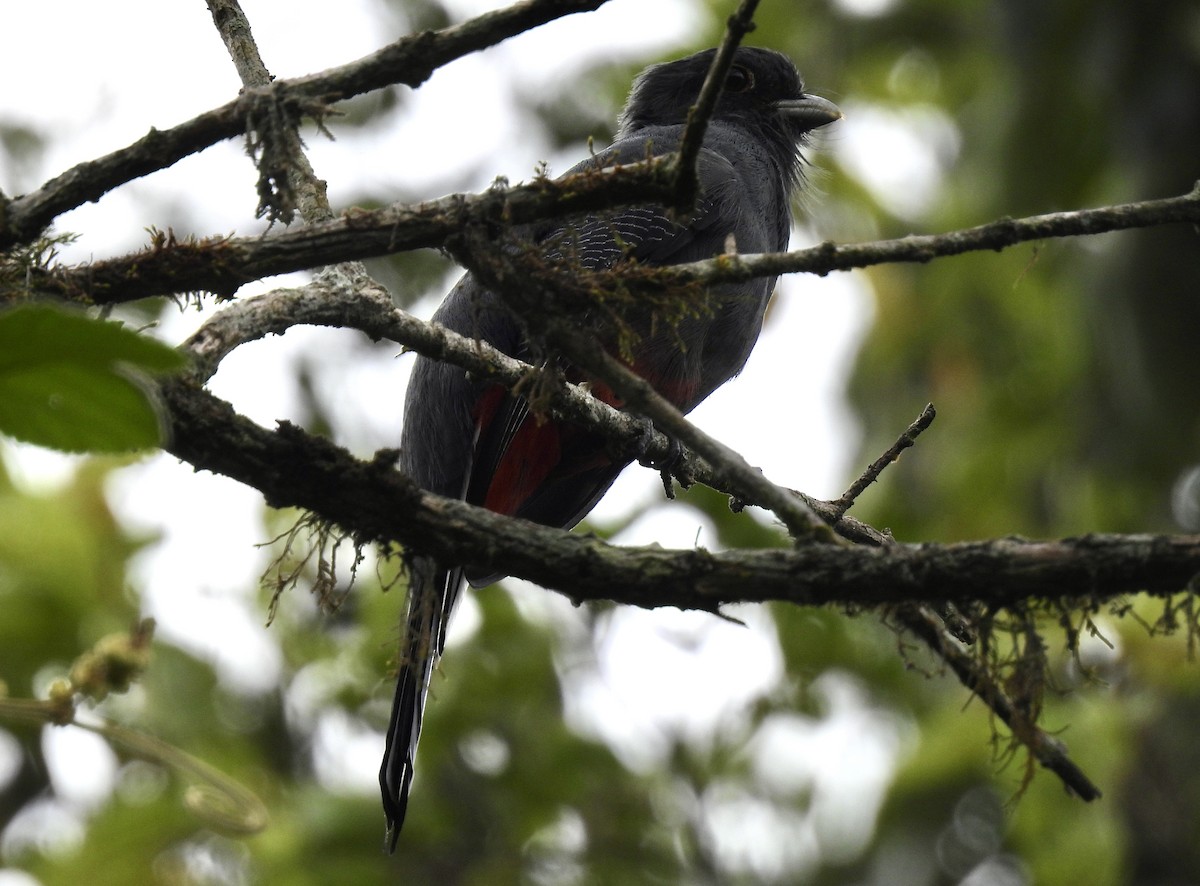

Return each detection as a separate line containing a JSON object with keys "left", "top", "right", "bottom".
{"left": 724, "top": 65, "right": 755, "bottom": 93}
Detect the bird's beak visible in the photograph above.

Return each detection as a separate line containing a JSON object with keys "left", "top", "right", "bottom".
{"left": 774, "top": 94, "right": 842, "bottom": 130}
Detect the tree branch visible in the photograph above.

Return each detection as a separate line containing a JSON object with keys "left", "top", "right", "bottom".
{"left": 159, "top": 376, "right": 1200, "bottom": 611}
{"left": 650, "top": 181, "right": 1200, "bottom": 285}
{"left": 19, "top": 162, "right": 676, "bottom": 305}
{"left": 20, "top": 181, "right": 1198, "bottom": 308}
{"left": 0, "top": 0, "right": 611, "bottom": 248}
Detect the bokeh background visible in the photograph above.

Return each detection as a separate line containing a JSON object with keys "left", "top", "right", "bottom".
{"left": 2, "top": 0, "right": 1199, "bottom": 883}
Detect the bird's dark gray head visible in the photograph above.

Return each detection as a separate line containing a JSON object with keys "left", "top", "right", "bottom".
{"left": 617, "top": 47, "right": 839, "bottom": 184}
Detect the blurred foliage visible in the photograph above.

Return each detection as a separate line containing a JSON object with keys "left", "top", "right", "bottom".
{"left": 829, "top": 2, "right": 1200, "bottom": 885}
{"left": 3, "top": 0, "right": 1200, "bottom": 884}
{"left": 0, "top": 304, "right": 185, "bottom": 453}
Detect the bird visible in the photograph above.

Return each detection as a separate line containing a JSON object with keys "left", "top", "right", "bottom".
{"left": 380, "top": 45, "right": 839, "bottom": 849}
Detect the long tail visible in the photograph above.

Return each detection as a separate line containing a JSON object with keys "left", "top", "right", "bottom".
{"left": 379, "top": 556, "right": 457, "bottom": 852}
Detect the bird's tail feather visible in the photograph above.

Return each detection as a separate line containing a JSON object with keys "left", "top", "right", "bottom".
{"left": 379, "top": 555, "right": 450, "bottom": 852}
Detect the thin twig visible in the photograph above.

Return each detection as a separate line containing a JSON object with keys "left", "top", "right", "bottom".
{"left": 831, "top": 403, "right": 936, "bottom": 520}
{"left": 897, "top": 605, "right": 1103, "bottom": 801}
{"left": 672, "top": 0, "right": 760, "bottom": 212}
{"left": 206, "top": 0, "right": 273, "bottom": 87}
{"left": 205, "top": 0, "right": 334, "bottom": 224}
{"left": 797, "top": 402, "right": 1100, "bottom": 797}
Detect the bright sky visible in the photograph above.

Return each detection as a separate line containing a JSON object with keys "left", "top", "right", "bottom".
{"left": 0, "top": 0, "right": 952, "bottom": 875}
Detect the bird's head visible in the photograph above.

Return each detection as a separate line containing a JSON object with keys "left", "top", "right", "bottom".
{"left": 617, "top": 47, "right": 840, "bottom": 177}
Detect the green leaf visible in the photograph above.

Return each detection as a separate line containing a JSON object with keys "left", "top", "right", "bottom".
{"left": 0, "top": 304, "right": 186, "bottom": 452}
